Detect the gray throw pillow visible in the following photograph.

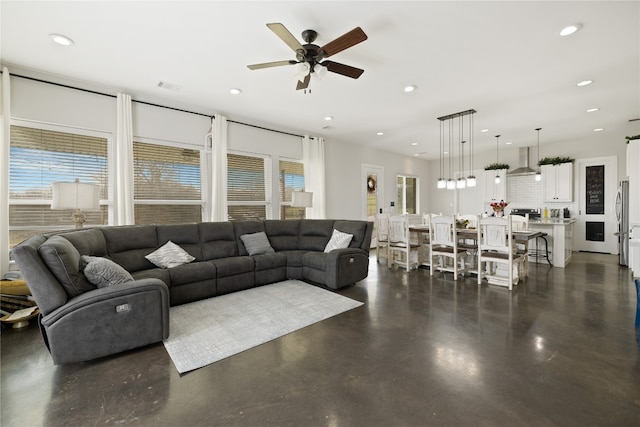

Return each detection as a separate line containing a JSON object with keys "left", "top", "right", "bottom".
{"left": 240, "top": 232, "right": 275, "bottom": 256}
{"left": 145, "top": 241, "right": 195, "bottom": 268}
{"left": 82, "top": 255, "right": 134, "bottom": 288}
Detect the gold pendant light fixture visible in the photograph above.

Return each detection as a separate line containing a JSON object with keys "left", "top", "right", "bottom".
{"left": 436, "top": 109, "right": 476, "bottom": 190}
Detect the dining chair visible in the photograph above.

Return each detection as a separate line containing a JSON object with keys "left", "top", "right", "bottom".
{"left": 510, "top": 213, "right": 530, "bottom": 278}
{"left": 388, "top": 214, "right": 420, "bottom": 271}
{"left": 375, "top": 213, "right": 390, "bottom": 264}
{"left": 457, "top": 213, "right": 480, "bottom": 271}
{"left": 477, "top": 215, "right": 525, "bottom": 290}
{"left": 429, "top": 215, "right": 469, "bottom": 280}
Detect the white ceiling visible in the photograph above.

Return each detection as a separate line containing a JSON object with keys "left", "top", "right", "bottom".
{"left": 2, "top": 1, "right": 639, "bottom": 159}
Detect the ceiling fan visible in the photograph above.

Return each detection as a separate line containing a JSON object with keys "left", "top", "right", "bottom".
{"left": 247, "top": 23, "right": 368, "bottom": 91}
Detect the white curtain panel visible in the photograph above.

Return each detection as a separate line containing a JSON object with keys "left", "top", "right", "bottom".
{"left": 303, "top": 135, "right": 326, "bottom": 219}
{"left": 115, "top": 93, "right": 134, "bottom": 225}
{"left": 211, "top": 114, "right": 228, "bottom": 221}
{"left": 0, "top": 68, "right": 11, "bottom": 273}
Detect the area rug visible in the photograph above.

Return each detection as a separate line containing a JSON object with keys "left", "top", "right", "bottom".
{"left": 163, "top": 280, "right": 363, "bottom": 373}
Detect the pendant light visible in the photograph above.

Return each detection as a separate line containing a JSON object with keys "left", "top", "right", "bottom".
{"left": 466, "top": 112, "right": 477, "bottom": 187}
{"left": 437, "top": 120, "right": 446, "bottom": 188}
{"left": 457, "top": 116, "right": 466, "bottom": 189}
{"left": 494, "top": 135, "right": 501, "bottom": 184}
{"left": 535, "top": 128, "right": 542, "bottom": 181}
{"left": 447, "top": 119, "right": 455, "bottom": 190}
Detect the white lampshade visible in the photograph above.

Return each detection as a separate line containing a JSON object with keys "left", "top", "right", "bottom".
{"left": 51, "top": 179, "right": 100, "bottom": 210}
{"left": 291, "top": 191, "right": 313, "bottom": 208}
{"left": 466, "top": 175, "right": 477, "bottom": 187}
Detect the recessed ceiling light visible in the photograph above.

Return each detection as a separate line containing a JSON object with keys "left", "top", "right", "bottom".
{"left": 505, "top": 141, "right": 513, "bottom": 145}
{"left": 404, "top": 85, "right": 417, "bottom": 93}
{"left": 443, "top": 151, "right": 449, "bottom": 155}
{"left": 480, "top": 129, "right": 489, "bottom": 133}
{"left": 413, "top": 153, "right": 420, "bottom": 157}
{"left": 593, "top": 128, "right": 604, "bottom": 132}
{"left": 324, "top": 116, "right": 333, "bottom": 121}
{"left": 377, "top": 132, "right": 384, "bottom": 136}
{"left": 411, "top": 142, "right": 418, "bottom": 146}
{"left": 50, "top": 33, "right": 74, "bottom": 46}
{"left": 586, "top": 108, "right": 599, "bottom": 113}
{"left": 560, "top": 24, "right": 582, "bottom": 36}
{"left": 229, "top": 88, "right": 242, "bottom": 95}
{"left": 577, "top": 80, "right": 593, "bottom": 87}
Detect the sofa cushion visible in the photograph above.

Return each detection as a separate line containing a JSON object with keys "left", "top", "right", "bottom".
{"left": 156, "top": 224, "right": 202, "bottom": 261}
{"left": 199, "top": 222, "right": 238, "bottom": 260}
{"left": 212, "top": 256, "right": 254, "bottom": 277}
{"left": 324, "top": 229, "right": 353, "bottom": 253}
{"left": 101, "top": 225, "right": 158, "bottom": 272}
{"left": 264, "top": 220, "right": 300, "bottom": 251}
{"left": 299, "top": 220, "right": 335, "bottom": 251}
{"left": 81, "top": 256, "right": 134, "bottom": 288}
{"left": 240, "top": 232, "right": 274, "bottom": 256}
{"left": 131, "top": 268, "right": 171, "bottom": 287}
{"left": 168, "top": 261, "right": 216, "bottom": 286}
{"left": 145, "top": 241, "right": 195, "bottom": 268}
{"left": 253, "top": 252, "right": 287, "bottom": 271}
{"left": 60, "top": 229, "right": 109, "bottom": 257}
{"left": 38, "top": 235, "right": 96, "bottom": 297}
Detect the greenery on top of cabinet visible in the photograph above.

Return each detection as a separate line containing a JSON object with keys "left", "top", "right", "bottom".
{"left": 538, "top": 156, "right": 574, "bottom": 166}
{"left": 626, "top": 135, "right": 640, "bottom": 141}
{"left": 484, "top": 162, "right": 510, "bottom": 170}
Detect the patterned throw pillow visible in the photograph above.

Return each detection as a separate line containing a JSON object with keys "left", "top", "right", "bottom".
{"left": 145, "top": 241, "right": 195, "bottom": 268}
{"left": 240, "top": 232, "right": 275, "bottom": 256}
{"left": 81, "top": 256, "right": 134, "bottom": 288}
{"left": 324, "top": 229, "right": 353, "bottom": 253}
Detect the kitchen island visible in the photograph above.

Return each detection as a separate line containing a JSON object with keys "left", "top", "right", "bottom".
{"left": 528, "top": 218, "right": 576, "bottom": 268}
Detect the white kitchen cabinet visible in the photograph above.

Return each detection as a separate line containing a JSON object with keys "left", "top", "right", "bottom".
{"left": 483, "top": 169, "right": 506, "bottom": 202}
{"left": 542, "top": 163, "right": 573, "bottom": 202}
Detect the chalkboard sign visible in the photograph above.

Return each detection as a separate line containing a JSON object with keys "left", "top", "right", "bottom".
{"left": 586, "top": 165, "right": 605, "bottom": 215}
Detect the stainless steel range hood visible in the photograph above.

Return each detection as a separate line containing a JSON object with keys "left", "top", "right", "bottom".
{"left": 507, "top": 147, "right": 537, "bottom": 176}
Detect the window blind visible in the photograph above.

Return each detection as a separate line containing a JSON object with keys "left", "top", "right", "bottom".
{"left": 133, "top": 141, "right": 202, "bottom": 224}
{"left": 8, "top": 126, "right": 109, "bottom": 246}
{"left": 278, "top": 159, "right": 305, "bottom": 219}
{"left": 227, "top": 153, "right": 269, "bottom": 220}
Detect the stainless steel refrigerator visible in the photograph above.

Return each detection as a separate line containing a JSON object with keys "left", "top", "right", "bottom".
{"left": 615, "top": 180, "right": 630, "bottom": 265}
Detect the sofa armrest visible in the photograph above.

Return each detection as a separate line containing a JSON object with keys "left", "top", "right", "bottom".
{"left": 324, "top": 248, "right": 370, "bottom": 289}
{"left": 40, "top": 278, "right": 170, "bottom": 365}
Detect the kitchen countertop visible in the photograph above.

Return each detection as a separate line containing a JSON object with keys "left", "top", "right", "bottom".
{"left": 529, "top": 218, "right": 576, "bottom": 225}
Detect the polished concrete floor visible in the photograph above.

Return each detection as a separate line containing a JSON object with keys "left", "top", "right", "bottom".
{"left": 2, "top": 252, "right": 639, "bottom": 426}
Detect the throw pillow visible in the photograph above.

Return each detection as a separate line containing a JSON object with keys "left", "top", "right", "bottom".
{"left": 324, "top": 229, "right": 353, "bottom": 253}
{"left": 145, "top": 241, "right": 196, "bottom": 268}
{"left": 82, "top": 256, "right": 134, "bottom": 288}
{"left": 240, "top": 231, "right": 275, "bottom": 256}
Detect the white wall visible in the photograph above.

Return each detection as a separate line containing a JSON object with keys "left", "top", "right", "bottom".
{"left": 324, "top": 139, "right": 430, "bottom": 220}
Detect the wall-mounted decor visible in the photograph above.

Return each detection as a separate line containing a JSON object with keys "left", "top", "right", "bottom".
{"left": 367, "top": 175, "right": 377, "bottom": 194}
{"left": 585, "top": 165, "right": 605, "bottom": 215}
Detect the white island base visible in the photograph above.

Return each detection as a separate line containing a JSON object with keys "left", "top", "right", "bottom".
{"left": 528, "top": 219, "right": 576, "bottom": 268}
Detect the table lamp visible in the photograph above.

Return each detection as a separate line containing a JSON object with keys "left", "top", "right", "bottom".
{"left": 51, "top": 178, "right": 101, "bottom": 228}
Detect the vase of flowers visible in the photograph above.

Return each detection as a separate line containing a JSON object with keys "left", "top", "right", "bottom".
{"left": 490, "top": 200, "right": 509, "bottom": 217}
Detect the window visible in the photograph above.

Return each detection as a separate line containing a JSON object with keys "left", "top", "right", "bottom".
{"left": 227, "top": 152, "right": 271, "bottom": 221}
{"left": 8, "top": 125, "right": 109, "bottom": 247}
{"left": 133, "top": 141, "right": 202, "bottom": 224}
{"left": 397, "top": 175, "right": 418, "bottom": 214}
{"left": 278, "top": 159, "right": 305, "bottom": 219}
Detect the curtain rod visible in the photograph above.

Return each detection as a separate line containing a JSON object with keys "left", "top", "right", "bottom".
{"left": 7, "top": 72, "right": 213, "bottom": 118}
{"left": 226, "top": 119, "right": 304, "bottom": 138}
{"left": 5, "top": 72, "right": 306, "bottom": 138}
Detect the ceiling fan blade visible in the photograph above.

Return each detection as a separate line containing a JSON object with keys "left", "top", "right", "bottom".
{"left": 267, "top": 23, "right": 306, "bottom": 53}
{"left": 320, "top": 27, "right": 368, "bottom": 57}
{"left": 322, "top": 61, "right": 364, "bottom": 79}
{"left": 296, "top": 74, "right": 311, "bottom": 90}
{"left": 247, "top": 60, "right": 297, "bottom": 70}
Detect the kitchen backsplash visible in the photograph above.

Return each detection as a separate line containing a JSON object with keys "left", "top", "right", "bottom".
{"left": 506, "top": 174, "right": 576, "bottom": 216}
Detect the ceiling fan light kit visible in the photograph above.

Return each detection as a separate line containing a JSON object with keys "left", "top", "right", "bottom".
{"left": 248, "top": 23, "right": 367, "bottom": 91}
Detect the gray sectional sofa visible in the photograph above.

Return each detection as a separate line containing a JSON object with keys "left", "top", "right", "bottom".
{"left": 11, "top": 219, "right": 373, "bottom": 365}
